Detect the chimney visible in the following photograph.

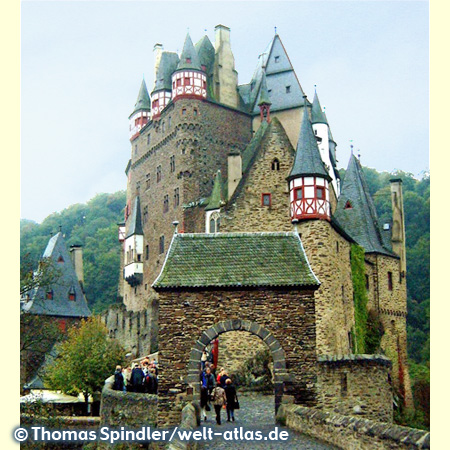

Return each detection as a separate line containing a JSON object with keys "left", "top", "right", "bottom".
{"left": 70, "top": 245, "right": 84, "bottom": 286}
{"left": 389, "top": 179, "right": 406, "bottom": 277}
{"left": 227, "top": 151, "right": 242, "bottom": 200}
{"left": 153, "top": 43, "right": 163, "bottom": 86}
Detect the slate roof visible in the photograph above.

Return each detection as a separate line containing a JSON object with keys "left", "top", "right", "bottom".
{"left": 153, "top": 232, "right": 320, "bottom": 289}
{"left": 153, "top": 52, "right": 180, "bottom": 92}
{"left": 205, "top": 170, "right": 224, "bottom": 211}
{"left": 195, "top": 35, "right": 215, "bottom": 76}
{"left": 333, "top": 154, "right": 396, "bottom": 256}
{"left": 288, "top": 99, "right": 331, "bottom": 182}
{"left": 258, "top": 71, "right": 272, "bottom": 106}
{"left": 311, "top": 92, "right": 328, "bottom": 125}
{"left": 176, "top": 33, "right": 202, "bottom": 71}
{"left": 22, "top": 233, "right": 91, "bottom": 318}
{"left": 129, "top": 79, "right": 151, "bottom": 118}
{"left": 126, "top": 196, "right": 143, "bottom": 238}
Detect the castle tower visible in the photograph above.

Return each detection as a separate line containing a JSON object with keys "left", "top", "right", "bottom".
{"left": 390, "top": 178, "right": 407, "bottom": 277}
{"left": 129, "top": 79, "right": 151, "bottom": 140}
{"left": 287, "top": 97, "right": 332, "bottom": 222}
{"left": 151, "top": 51, "right": 179, "bottom": 119}
{"left": 258, "top": 71, "right": 272, "bottom": 123}
{"left": 124, "top": 196, "right": 144, "bottom": 287}
{"left": 213, "top": 25, "right": 239, "bottom": 108}
{"left": 171, "top": 33, "right": 207, "bottom": 101}
{"left": 311, "top": 90, "right": 340, "bottom": 198}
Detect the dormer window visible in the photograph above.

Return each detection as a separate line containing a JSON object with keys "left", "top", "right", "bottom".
{"left": 57, "top": 255, "right": 64, "bottom": 263}
{"left": 46, "top": 290, "right": 53, "bottom": 300}
{"left": 344, "top": 200, "right": 353, "bottom": 209}
{"left": 271, "top": 158, "right": 280, "bottom": 171}
{"left": 274, "top": 56, "right": 280, "bottom": 63}
{"left": 286, "top": 86, "right": 291, "bottom": 93}
{"left": 186, "top": 57, "right": 191, "bottom": 64}
{"left": 208, "top": 211, "right": 220, "bottom": 233}
{"left": 68, "top": 287, "right": 76, "bottom": 301}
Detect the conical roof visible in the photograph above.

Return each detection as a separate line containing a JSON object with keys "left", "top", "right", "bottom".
{"left": 257, "top": 71, "right": 272, "bottom": 106}
{"left": 195, "top": 35, "right": 215, "bottom": 75}
{"left": 129, "top": 79, "right": 151, "bottom": 117}
{"left": 311, "top": 91, "right": 328, "bottom": 125}
{"left": 287, "top": 99, "right": 331, "bottom": 181}
{"left": 205, "top": 171, "right": 223, "bottom": 211}
{"left": 153, "top": 52, "right": 180, "bottom": 92}
{"left": 334, "top": 154, "right": 396, "bottom": 256}
{"left": 176, "top": 33, "right": 202, "bottom": 71}
{"left": 126, "top": 196, "right": 144, "bottom": 238}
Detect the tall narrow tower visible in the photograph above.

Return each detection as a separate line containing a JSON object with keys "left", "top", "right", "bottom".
{"left": 390, "top": 179, "right": 407, "bottom": 276}
{"left": 129, "top": 79, "right": 151, "bottom": 140}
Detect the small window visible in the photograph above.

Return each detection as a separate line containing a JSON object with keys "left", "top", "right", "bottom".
{"left": 147, "top": 134, "right": 151, "bottom": 145}
{"left": 365, "top": 274, "right": 369, "bottom": 290}
{"left": 145, "top": 245, "right": 149, "bottom": 260}
{"left": 170, "top": 156, "right": 175, "bottom": 173}
{"left": 345, "top": 200, "right": 353, "bottom": 209}
{"left": 388, "top": 272, "right": 393, "bottom": 291}
{"left": 182, "top": 108, "right": 187, "bottom": 115}
{"left": 145, "top": 173, "right": 151, "bottom": 190}
{"left": 157, "top": 165, "right": 162, "bottom": 183}
{"left": 174, "top": 187, "right": 180, "bottom": 207}
{"left": 340, "top": 373, "right": 348, "bottom": 396}
{"left": 193, "top": 108, "right": 198, "bottom": 116}
{"left": 286, "top": 85, "right": 291, "bottom": 93}
{"left": 210, "top": 217, "right": 216, "bottom": 233}
{"left": 152, "top": 99, "right": 159, "bottom": 109}
{"left": 159, "top": 236, "right": 165, "bottom": 254}
{"left": 186, "top": 58, "right": 191, "bottom": 64}
{"left": 46, "top": 290, "right": 53, "bottom": 300}
{"left": 168, "top": 116, "right": 171, "bottom": 128}
{"left": 262, "top": 193, "right": 271, "bottom": 206}
{"left": 163, "top": 195, "right": 169, "bottom": 213}
{"left": 57, "top": 255, "right": 64, "bottom": 263}
{"left": 68, "top": 288, "right": 76, "bottom": 301}
{"left": 271, "top": 158, "right": 280, "bottom": 171}
{"left": 162, "top": 122, "right": 165, "bottom": 133}
{"left": 134, "top": 144, "right": 138, "bottom": 155}
{"left": 184, "top": 77, "right": 191, "bottom": 86}
{"left": 143, "top": 205, "right": 148, "bottom": 224}
{"left": 295, "top": 187, "right": 303, "bottom": 201}
{"left": 176, "top": 79, "right": 182, "bottom": 87}
{"left": 274, "top": 56, "right": 280, "bottom": 63}
{"left": 336, "top": 241, "right": 339, "bottom": 253}
{"left": 317, "top": 186, "right": 325, "bottom": 199}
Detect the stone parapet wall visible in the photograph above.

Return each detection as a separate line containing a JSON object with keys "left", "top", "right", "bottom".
{"left": 317, "top": 354, "right": 393, "bottom": 423}
{"left": 277, "top": 404, "right": 430, "bottom": 450}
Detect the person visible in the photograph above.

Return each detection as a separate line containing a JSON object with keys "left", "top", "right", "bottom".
{"left": 220, "top": 370, "right": 229, "bottom": 388}
{"left": 124, "top": 366, "right": 132, "bottom": 391}
{"left": 201, "top": 350, "right": 208, "bottom": 371}
{"left": 112, "top": 365, "right": 124, "bottom": 391}
{"left": 224, "top": 378, "right": 238, "bottom": 422}
{"left": 200, "top": 367, "right": 215, "bottom": 421}
{"left": 149, "top": 368, "right": 158, "bottom": 394}
{"left": 216, "top": 367, "right": 225, "bottom": 385}
{"left": 211, "top": 384, "right": 227, "bottom": 425}
{"left": 130, "top": 362, "right": 145, "bottom": 393}
{"left": 210, "top": 364, "right": 216, "bottom": 377}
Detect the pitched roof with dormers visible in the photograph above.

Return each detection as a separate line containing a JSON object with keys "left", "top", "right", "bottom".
{"left": 288, "top": 100, "right": 331, "bottom": 182}
{"left": 153, "top": 232, "right": 320, "bottom": 290}
{"left": 129, "top": 79, "right": 151, "bottom": 118}
{"left": 333, "top": 154, "right": 397, "bottom": 256}
{"left": 22, "top": 233, "right": 91, "bottom": 318}
{"left": 176, "top": 33, "right": 202, "bottom": 71}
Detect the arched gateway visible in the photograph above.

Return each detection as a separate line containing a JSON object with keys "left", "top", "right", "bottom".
{"left": 153, "top": 231, "right": 321, "bottom": 427}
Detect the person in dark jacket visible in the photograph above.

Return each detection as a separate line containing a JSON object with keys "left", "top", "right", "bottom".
{"left": 200, "top": 367, "right": 216, "bottom": 421}
{"left": 112, "top": 365, "right": 124, "bottom": 391}
{"left": 224, "top": 378, "right": 238, "bottom": 422}
{"left": 130, "top": 363, "right": 145, "bottom": 393}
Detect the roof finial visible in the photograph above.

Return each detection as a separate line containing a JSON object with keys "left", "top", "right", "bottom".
{"left": 350, "top": 140, "right": 354, "bottom": 154}
{"left": 357, "top": 149, "right": 361, "bottom": 160}
{"left": 314, "top": 84, "right": 317, "bottom": 94}
{"left": 274, "top": 26, "right": 277, "bottom": 35}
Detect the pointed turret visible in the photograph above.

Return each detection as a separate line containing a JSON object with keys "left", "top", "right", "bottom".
{"left": 196, "top": 35, "right": 215, "bottom": 99}
{"left": 311, "top": 91, "right": 327, "bottom": 125}
{"left": 287, "top": 97, "right": 331, "bottom": 222}
{"left": 129, "top": 79, "right": 151, "bottom": 139}
{"left": 257, "top": 71, "right": 272, "bottom": 122}
{"left": 334, "top": 154, "right": 395, "bottom": 256}
{"left": 124, "top": 196, "right": 144, "bottom": 287}
{"left": 172, "top": 33, "right": 207, "bottom": 102}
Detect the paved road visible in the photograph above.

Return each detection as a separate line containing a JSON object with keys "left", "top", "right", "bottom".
{"left": 199, "top": 392, "right": 337, "bottom": 449}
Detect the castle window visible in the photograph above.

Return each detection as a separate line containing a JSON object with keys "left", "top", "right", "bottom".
{"left": 134, "top": 144, "right": 138, "bottom": 155}
{"left": 57, "top": 255, "right": 64, "bottom": 263}
{"left": 275, "top": 56, "right": 280, "bottom": 63}
{"left": 365, "top": 274, "right": 370, "bottom": 290}
{"left": 340, "top": 373, "right": 348, "bottom": 396}
{"left": 147, "top": 134, "right": 151, "bottom": 145}
{"left": 316, "top": 186, "right": 325, "bottom": 199}
{"left": 336, "top": 241, "right": 339, "bottom": 253}
{"left": 388, "top": 272, "right": 393, "bottom": 291}
{"left": 136, "top": 181, "right": 141, "bottom": 193}
{"left": 170, "top": 155, "right": 175, "bottom": 173}
{"left": 271, "top": 158, "right": 280, "bottom": 171}
{"left": 143, "top": 205, "right": 148, "bottom": 224}
{"left": 203, "top": 80, "right": 206, "bottom": 89}
{"left": 295, "top": 187, "right": 303, "bottom": 200}
{"left": 145, "top": 245, "right": 149, "bottom": 260}
{"left": 156, "top": 165, "right": 162, "bottom": 183}
{"left": 182, "top": 108, "right": 186, "bottom": 115}
{"left": 163, "top": 195, "right": 169, "bottom": 213}
{"left": 193, "top": 108, "right": 198, "bottom": 116}
{"left": 46, "top": 290, "right": 53, "bottom": 300}
{"left": 162, "top": 122, "right": 165, "bottom": 133}
{"left": 262, "top": 193, "right": 271, "bottom": 207}
{"left": 174, "top": 187, "right": 180, "bottom": 207}
{"left": 348, "top": 332, "right": 353, "bottom": 352}
{"left": 345, "top": 200, "right": 353, "bottom": 209}
{"left": 145, "top": 173, "right": 151, "bottom": 190}
{"left": 184, "top": 77, "right": 191, "bottom": 86}
{"left": 168, "top": 116, "right": 172, "bottom": 128}
{"left": 152, "top": 99, "right": 159, "bottom": 109}
{"left": 286, "top": 85, "right": 291, "bottom": 93}
{"left": 159, "top": 236, "right": 165, "bottom": 254}
{"left": 186, "top": 58, "right": 191, "bottom": 64}
{"left": 209, "top": 211, "right": 220, "bottom": 234}
{"left": 68, "top": 287, "right": 76, "bottom": 301}
{"left": 177, "top": 79, "right": 182, "bottom": 87}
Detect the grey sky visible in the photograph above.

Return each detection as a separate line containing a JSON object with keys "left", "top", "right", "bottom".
{"left": 21, "top": 1, "right": 429, "bottom": 223}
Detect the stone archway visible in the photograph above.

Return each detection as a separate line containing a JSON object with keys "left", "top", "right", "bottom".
{"left": 186, "top": 319, "right": 289, "bottom": 412}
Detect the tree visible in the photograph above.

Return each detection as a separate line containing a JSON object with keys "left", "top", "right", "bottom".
{"left": 45, "top": 317, "right": 125, "bottom": 413}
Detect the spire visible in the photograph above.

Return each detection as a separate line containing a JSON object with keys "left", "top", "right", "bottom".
{"left": 176, "top": 33, "right": 202, "bottom": 71}
{"left": 126, "top": 196, "right": 144, "bottom": 238}
{"left": 334, "top": 154, "right": 395, "bottom": 256}
{"left": 288, "top": 97, "right": 331, "bottom": 182}
{"left": 311, "top": 91, "right": 328, "bottom": 125}
{"left": 205, "top": 170, "right": 223, "bottom": 211}
{"left": 130, "top": 79, "right": 151, "bottom": 117}
{"left": 153, "top": 52, "right": 180, "bottom": 93}
{"left": 257, "top": 70, "right": 271, "bottom": 106}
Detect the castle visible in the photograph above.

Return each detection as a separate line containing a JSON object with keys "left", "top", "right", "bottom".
{"left": 97, "top": 25, "right": 413, "bottom": 422}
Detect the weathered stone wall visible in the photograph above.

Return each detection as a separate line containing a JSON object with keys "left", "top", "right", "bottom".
{"left": 277, "top": 404, "right": 430, "bottom": 450}
{"left": 366, "top": 253, "right": 413, "bottom": 409}
{"left": 101, "top": 302, "right": 158, "bottom": 357}
{"left": 298, "top": 220, "right": 355, "bottom": 355}
{"left": 317, "top": 355, "right": 393, "bottom": 423}
{"left": 221, "top": 117, "right": 295, "bottom": 233}
{"left": 156, "top": 287, "right": 318, "bottom": 426}
{"left": 123, "top": 98, "right": 252, "bottom": 311}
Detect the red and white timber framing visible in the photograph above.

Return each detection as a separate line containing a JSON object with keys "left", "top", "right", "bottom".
{"left": 151, "top": 90, "right": 172, "bottom": 119}
{"left": 171, "top": 70, "right": 207, "bottom": 101}
{"left": 129, "top": 111, "right": 150, "bottom": 140}
{"left": 289, "top": 176, "right": 331, "bottom": 221}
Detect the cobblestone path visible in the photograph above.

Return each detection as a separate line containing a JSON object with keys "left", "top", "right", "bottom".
{"left": 199, "top": 392, "right": 337, "bottom": 449}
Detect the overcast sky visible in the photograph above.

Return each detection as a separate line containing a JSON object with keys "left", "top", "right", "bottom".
{"left": 21, "top": 0, "right": 429, "bottom": 223}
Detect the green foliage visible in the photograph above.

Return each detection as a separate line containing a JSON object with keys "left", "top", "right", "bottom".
{"left": 365, "top": 309, "right": 384, "bottom": 354}
{"left": 21, "top": 191, "right": 126, "bottom": 312}
{"left": 350, "top": 244, "right": 368, "bottom": 353}
{"left": 45, "top": 317, "right": 125, "bottom": 406}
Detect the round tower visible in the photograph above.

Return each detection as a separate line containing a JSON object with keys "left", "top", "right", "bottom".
{"left": 287, "top": 96, "right": 332, "bottom": 221}
{"left": 171, "top": 33, "right": 207, "bottom": 101}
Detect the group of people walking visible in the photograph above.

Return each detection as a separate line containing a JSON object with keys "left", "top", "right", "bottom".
{"left": 200, "top": 356, "right": 239, "bottom": 425}
{"left": 112, "top": 358, "right": 158, "bottom": 394}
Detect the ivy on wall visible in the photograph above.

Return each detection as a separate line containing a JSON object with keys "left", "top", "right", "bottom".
{"left": 350, "top": 244, "right": 369, "bottom": 353}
